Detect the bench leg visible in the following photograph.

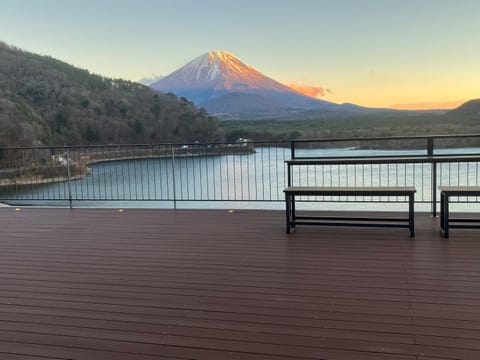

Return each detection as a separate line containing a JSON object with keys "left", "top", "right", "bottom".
{"left": 444, "top": 194, "right": 449, "bottom": 238}
{"left": 440, "top": 192, "right": 445, "bottom": 232}
{"left": 409, "top": 193, "right": 415, "bottom": 238}
{"left": 285, "top": 194, "right": 296, "bottom": 233}
{"left": 285, "top": 193, "right": 291, "bottom": 234}
{"left": 291, "top": 194, "right": 296, "bottom": 225}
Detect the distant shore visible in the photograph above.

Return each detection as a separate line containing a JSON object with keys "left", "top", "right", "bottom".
{"left": 0, "top": 145, "right": 255, "bottom": 190}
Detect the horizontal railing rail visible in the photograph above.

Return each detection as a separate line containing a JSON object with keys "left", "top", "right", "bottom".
{"left": 1, "top": 134, "right": 480, "bottom": 211}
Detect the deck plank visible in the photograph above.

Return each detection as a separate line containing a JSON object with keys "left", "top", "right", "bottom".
{"left": 1, "top": 208, "right": 480, "bottom": 359}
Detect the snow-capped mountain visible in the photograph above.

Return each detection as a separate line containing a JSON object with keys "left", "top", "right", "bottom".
{"left": 150, "top": 51, "right": 365, "bottom": 118}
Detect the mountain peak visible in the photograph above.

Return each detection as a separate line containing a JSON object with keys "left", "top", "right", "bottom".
{"left": 177, "top": 50, "right": 258, "bottom": 86}
{"left": 150, "top": 50, "right": 292, "bottom": 101}
{"left": 204, "top": 50, "right": 249, "bottom": 68}
{"left": 149, "top": 51, "right": 347, "bottom": 116}
{"left": 206, "top": 50, "right": 235, "bottom": 60}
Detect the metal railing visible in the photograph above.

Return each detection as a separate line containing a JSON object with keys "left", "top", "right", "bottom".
{"left": 0, "top": 141, "right": 288, "bottom": 207}
{"left": 1, "top": 134, "right": 480, "bottom": 211}
{"left": 288, "top": 135, "right": 480, "bottom": 214}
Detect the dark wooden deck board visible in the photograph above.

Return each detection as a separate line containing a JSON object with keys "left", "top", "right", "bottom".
{"left": 1, "top": 208, "right": 480, "bottom": 359}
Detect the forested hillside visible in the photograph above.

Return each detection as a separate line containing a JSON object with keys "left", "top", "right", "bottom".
{"left": 447, "top": 99, "right": 480, "bottom": 117}
{"left": 0, "top": 42, "right": 222, "bottom": 147}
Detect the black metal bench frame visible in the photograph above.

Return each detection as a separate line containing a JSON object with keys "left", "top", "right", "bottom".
{"left": 284, "top": 187, "right": 416, "bottom": 237}
{"left": 440, "top": 186, "right": 480, "bottom": 238}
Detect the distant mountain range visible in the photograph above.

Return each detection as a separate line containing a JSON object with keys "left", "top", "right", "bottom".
{"left": 150, "top": 51, "right": 379, "bottom": 119}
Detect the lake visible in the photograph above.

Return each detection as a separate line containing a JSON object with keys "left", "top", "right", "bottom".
{"left": 4, "top": 147, "right": 480, "bottom": 212}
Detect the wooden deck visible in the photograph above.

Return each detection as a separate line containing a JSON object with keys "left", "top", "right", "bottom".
{"left": 1, "top": 208, "right": 480, "bottom": 359}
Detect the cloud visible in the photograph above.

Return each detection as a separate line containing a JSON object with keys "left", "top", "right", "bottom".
{"left": 287, "top": 82, "right": 331, "bottom": 98}
{"left": 138, "top": 74, "right": 163, "bottom": 86}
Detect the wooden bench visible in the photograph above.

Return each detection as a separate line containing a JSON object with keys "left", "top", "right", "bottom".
{"left": 284, "top": 186, "right": 416, "bottom": 237}
{"left": 440, "top": 186, "right": 480, "bottom": 238}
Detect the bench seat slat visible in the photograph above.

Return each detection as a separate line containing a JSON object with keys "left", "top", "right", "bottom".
{"left": 439, "top": 186, "right": 480, "bottom": 196}
{"left": 284, "top": 186, "right": 416, "bottom": 196}
{"left": 296, "top": 215, "right": 409, "bottom": 222}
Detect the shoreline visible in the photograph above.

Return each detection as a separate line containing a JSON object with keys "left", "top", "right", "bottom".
{"left": 0, "top": 148, "right": 255, "bottom": 189}
{"left": 0, "top": 174, "right": 85, "bottom": 188}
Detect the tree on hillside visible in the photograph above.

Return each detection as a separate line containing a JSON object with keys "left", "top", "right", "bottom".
{"left": 0, "top": 42, "right": 223, "bottom": 147}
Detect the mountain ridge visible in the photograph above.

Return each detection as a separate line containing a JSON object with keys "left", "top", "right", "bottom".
{"left": 447, "top": 99, "right": 480, "bottom": 117}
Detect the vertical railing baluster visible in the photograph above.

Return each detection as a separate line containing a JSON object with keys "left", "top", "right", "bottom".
{"left": 66, "top": 147, "right": 72, "bottom": 209}
{"left": 171, "top": 144, "right": 177, "bottom": 210}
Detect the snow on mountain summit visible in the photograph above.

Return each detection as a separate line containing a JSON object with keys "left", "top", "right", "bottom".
{"left": 178, "top": 50, "right": 256, "bottom": 85}
{"left": 150, "top": 51, "right": 293, "bottom": 98}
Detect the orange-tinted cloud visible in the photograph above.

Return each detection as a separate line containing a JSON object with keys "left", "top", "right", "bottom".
{"left": 389, "top": 100, "right": 465, "bottom": 110}
{"left": 287, "top": 82, "right": 330, "bottom": 98}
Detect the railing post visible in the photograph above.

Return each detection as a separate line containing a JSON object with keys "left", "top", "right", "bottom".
{"left": 287, "top": 163, "right": 291, "bottom": 187}
{"left": 427, "top": 137, "right": 434, "bottom": 157}
{"left": 290, "top": 141, "right": 295, "bottom": 159}
{"left": 428, "top": 137, "right": 436, "bottom": 216}
{"left": 432, "top": 162, "right": 437, "bottom": 217}
{"left": 66, "top": 147, "right": 73, "bottom": 209}
{"left": 171, "top": 144, "right": 177, "bottom": 210}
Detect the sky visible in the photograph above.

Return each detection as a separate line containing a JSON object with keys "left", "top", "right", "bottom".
{"left": 1, "top": 0, "right": 479, "bottom": 109}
